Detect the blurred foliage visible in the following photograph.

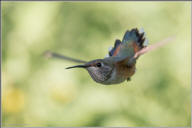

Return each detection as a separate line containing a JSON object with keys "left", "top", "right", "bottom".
{"left": 2, "top": 1, "right": 191, "bottom": 127}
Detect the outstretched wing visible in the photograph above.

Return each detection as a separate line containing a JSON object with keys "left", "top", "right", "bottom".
{"left": 44, "top": 51, "right": 87, "bottom": 63}
{"left": 107, "top": 28, "right": 148, "bottom": 64}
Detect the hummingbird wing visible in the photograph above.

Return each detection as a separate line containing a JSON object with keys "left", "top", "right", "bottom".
{"left": 43, "top": 51, "right": 87, "bottom": 63}
{"left": 133, "top": 36, "right": 175, "bottom": 59}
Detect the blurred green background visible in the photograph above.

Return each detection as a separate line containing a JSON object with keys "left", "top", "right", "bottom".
{"left": 2, "top": 1, "right": 191, "bottom": 127}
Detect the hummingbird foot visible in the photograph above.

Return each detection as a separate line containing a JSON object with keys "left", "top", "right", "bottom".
{"left": 127, "top": 77, "right": 131, "bottom": 81}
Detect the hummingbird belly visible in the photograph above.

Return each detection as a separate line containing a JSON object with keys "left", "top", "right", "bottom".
{"left": 102, "top": 69, "right": 127, "bottom": 85}
{"left": 102, "top": 64, "right": 136, "bottom": 85}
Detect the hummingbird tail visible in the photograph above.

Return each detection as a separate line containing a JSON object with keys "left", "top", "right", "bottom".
{"left": 122, "top": 28, "right": 148, "bottom": 49}
{"left": 108, "top": 28, "right": 149, "bottom": 58}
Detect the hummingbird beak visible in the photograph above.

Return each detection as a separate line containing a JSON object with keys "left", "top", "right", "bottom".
{"left": 65, "top": 64, "right": 88, "bottom": 69}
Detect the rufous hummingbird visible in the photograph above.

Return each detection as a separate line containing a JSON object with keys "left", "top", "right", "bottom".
{"left": 44, "top": 28, "right": 174, "bottom": 85}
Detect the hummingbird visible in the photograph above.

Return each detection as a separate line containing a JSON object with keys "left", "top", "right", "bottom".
{"left": 44, "top": 28, "right": 174, "bottom": 85}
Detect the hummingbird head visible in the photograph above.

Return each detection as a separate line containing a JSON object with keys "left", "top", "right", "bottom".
{"left": 66, "top": 59, "right": 114, "bottom": 84}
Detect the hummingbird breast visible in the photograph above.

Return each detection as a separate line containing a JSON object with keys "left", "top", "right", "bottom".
{"left": 101, "top": 64, "right": 136, "bottom": 85}
{"left": 86, "top": 66, "right": 113, "bottom": 84}
{"left": 103, "top": 68, "right": 126, "bottom": 85}
{"left": 115, "top": 63, "right": 136, "bottom": 80}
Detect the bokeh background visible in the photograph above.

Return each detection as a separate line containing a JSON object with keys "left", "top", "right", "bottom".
{"left": 2, "top": 1, "right": 191, "bottom": 127}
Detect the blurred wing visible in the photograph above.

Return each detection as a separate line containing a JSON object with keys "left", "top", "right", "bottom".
{"left": 134, "top": 36, "right": 175, "bottom": 59}
{"left": 44, "top": 51, "right": 87, "bottom": 63}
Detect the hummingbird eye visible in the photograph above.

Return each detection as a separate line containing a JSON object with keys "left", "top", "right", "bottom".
{"left": 96, "top": 62, "right": 102, "bottom": 67}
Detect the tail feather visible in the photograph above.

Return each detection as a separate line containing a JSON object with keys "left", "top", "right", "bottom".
{"left": 107, "top": 28, "right": 149, "bottom": 59}
{"left": 122, "top": 28, "right": 147, "bottom": 50}
{"left": 109, "top": 39, "right": 121, "bottom": 56}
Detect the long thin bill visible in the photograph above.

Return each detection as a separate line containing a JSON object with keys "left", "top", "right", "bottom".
{"left": 65, "top": 65, "right": 88, "bottom": 69}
